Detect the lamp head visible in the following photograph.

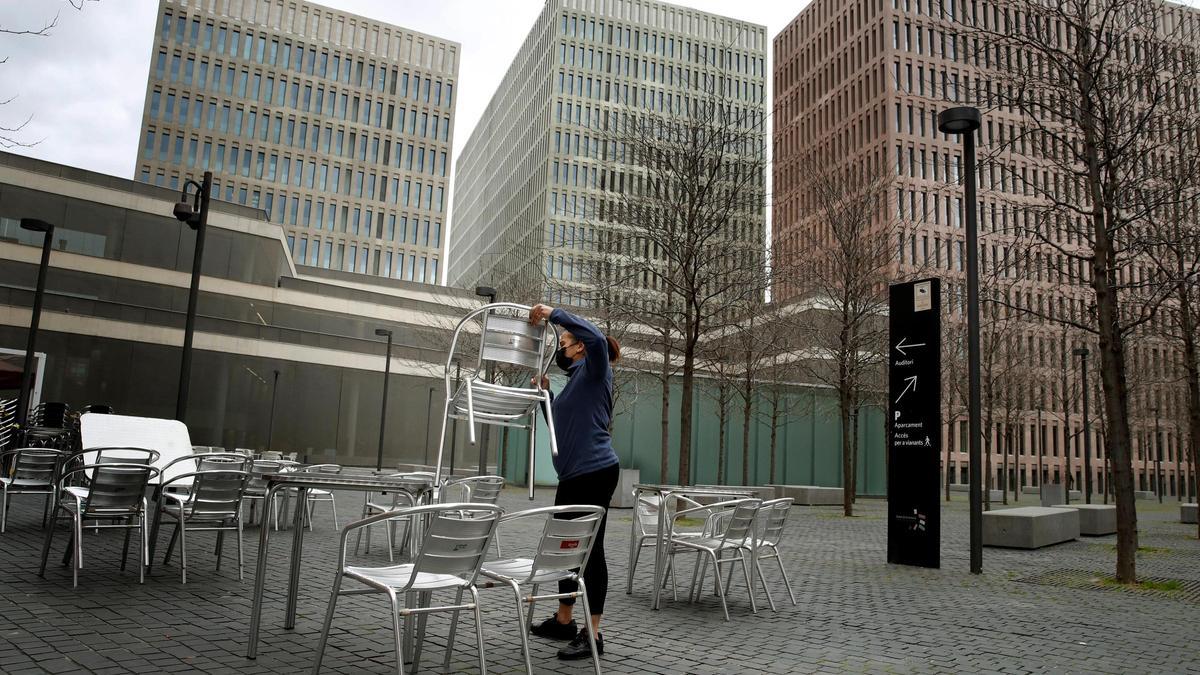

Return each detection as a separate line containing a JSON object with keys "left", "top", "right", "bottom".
{"left": 475, "top": 285, "right": 497, "bottom": 301}
{"left": 937, "top": 106, "right": 982, "bottom": 135}
{"left": 173, "top": 200, "right": 196, "bottom": 224}
{"left": 19, "top": 218, "right": 53, "bottom": 233}
{"left": 1072, "top": 347, "right": 1090, "bottom": 357}
{"left": 374, "top": 328, "right": 392, "bottom": 338}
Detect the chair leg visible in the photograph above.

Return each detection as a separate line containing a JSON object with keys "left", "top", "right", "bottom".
{"left": 215, "top": 529, "right": 225, "bottom": 571}
{"left": 237, "top": 518, "right": 245, "bottom": 581}
{"left": 329, "top": 496, "right": 339, "bottom": 529}
{"left": 626, "top": 537, "right": 640, "bottom": 594}
{"left": 508, "top": 580, "right": 533, "bottom": 675}
{"left": 164, "top": 523, "right": 180, "bottom": 565}
{"left": 413, "top": 591, "right": 432, "bottom": 672}
{"left": 525, "top": 583, "right": 539, "bottom": 630}
{"left": 310, "top": 573, "right": 344, "bottom": 675}
{"left": 492, "top": 529, "right": 502, "bottom": 557}
{"left": 469, "top": 586, "right": 488, "bottom": 675}
{"left": 62, "top": 530, "right": 74, "bottom": 568}
{"left": 577, "top": 579, "right": 602, "bottom": 675}
{"left": 120, "top": 523, "right": 133, "bottom": 572}
{"left": 739, "top": 551, "right": 757, "bottom": 614}
{"left": 690, "top": 552, "right": 706, "bottom": 603}
{"left": 138, "top": 511, "right": 147, "bottom": 584}
{"left": 756, "top": 558, "right": 777, "bottom": 612}
{"left": 710, "top": 552, "right": 729, "bottom": 622}
{"left": 775, "top": 551, "right": 797, "bottom": 606}
{"left": 179, "top": 515, "right": 189, "bottom": 584}
{"left": 444, "top": 587, "right": 466, "bottom": 674}
{"left": 38, "top": 504, "right": 60, "bottom": 577}
{"left": 42, "top": 492, "right": 52, "bottom": 529}
{"left": 1, "top": 487, "right": 8, "bottom": 533}
{"left": 389, "top": 591, "right": 407, "bottom": 675}
{"left": 72, "top": 513, "right": 83, "bottom": 588}
{"left": 147, "top": 505, "right": 163, "bottom": 573}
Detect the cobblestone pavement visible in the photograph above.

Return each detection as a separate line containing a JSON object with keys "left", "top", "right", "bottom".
{"left": 1, "top": 486, "right": 1197, "bottom": 674}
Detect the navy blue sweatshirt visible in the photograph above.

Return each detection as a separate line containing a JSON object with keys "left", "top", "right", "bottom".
{"left": 547, "top": 308, "right": 620, "bottom": 480}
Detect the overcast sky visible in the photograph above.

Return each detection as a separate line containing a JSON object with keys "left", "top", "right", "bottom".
{"left": 0, "top": 0, "right": 805, "bottom": 180}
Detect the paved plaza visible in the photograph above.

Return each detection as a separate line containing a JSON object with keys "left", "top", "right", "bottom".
{"left": 0, "top": 488, "right": 1197, "bottom": 674}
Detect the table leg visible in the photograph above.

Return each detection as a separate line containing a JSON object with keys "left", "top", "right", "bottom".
{"left": 284, "top": 486, "right": 307, "bottom": 629}
{"left": 246, "top": 484, "right": 280, "bottom": 659}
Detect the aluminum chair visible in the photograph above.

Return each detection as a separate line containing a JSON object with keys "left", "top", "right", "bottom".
{"left": 745, "top": 497, "right": 797, "bottom": 610}
{"left": 355, "top": 473, "right": 429, "bottom": 562}
{"left": 479, "top": 505, "right": 605, "bottom": 675}
{"left": 625, "top": 492, "right": 707, "bottom": 595}
{"left": 299, "top": 464, "right": 341, "bottom": 529}
{"left": 442, "top": 475, "right": 505, "bottom": 556}
{"left": 434, "top": 303, "right": 559, "bottom": 498}
{"left": 38, "top": 462, "right": 160, "bottom": 587}
{"left": 665, "top": 498, "right": 762, "bottom": 621}
{"left": 311, "top": 502, "right": 503, "bottom": 675}
{"left": 0, "top": 447, "right": 63, "bottom": 532}
{"left": 0, "top": 399, "right": 18, "bottom": 450}
{"left": 149, "top": 468, "right": 252, "bottom": 583}
{"left": 243, "top": 459, "right": 283, "bottom": 525}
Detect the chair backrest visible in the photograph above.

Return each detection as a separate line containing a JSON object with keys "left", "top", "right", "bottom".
{"left": 444, "top": 475, "right": 504, "bottom": 505}
{"left": 88, "top": 447, "right": 161, "bottom": 466}
{"left": 7, "top": 448, "right": 61, "bottom": 485}
{"left": 186, "top": 470, "right": 252, "bottom": 518}
{"left": 527, "top": 505, "right": 606, "bottom": 577}
{"left": 66, "top": 463, "right": 158, "bottom": 516}
{"left": 480, "top": 308, "right": 552, "bottom": 370}
{"left": 33, "top": 402, "right": 71, "bottom": 429}
{"left": 409, "top": 503, "right": 502, "bottom": 584}
{"left": 718, "top": 499, "right": 762, "bottom": 546}
{"left": 757, "top": 497, "right": 793, "bottom": 542}
{"left": 260, "top": 450, "right": 283, "bottom": 460}
{"left": 82, "top": 404, "right": 114, "bottom": 415}
{"left": 248, "top": 460, "right": 284, "bottom": 491}
{"left": 634, "top": 494, "right": 661, "bottom": 536}
{"left": 197, "top": 453, "right": 252, "bottom": 472}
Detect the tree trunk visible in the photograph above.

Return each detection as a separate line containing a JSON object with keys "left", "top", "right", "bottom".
{"left": 769, "top": 392, "right": 780, "bottom": 485}
{"left": 1177, "top": 282, "right": 1200, "bottom": 539}
{"left": 945, "top": 414, "right": 954, "bottom": 502}
{"left": 659, "top": 336, "right": 671, "bottom": 485}
{"left": 850, "top": 401, "right": 859, "bottom": 505}
{"left": 1002, "top": 424, "right": 1010, "bottom": 505}
{"left": 717, "top": 382, "right": 728, "bottom": 486}
{"left": 677, "top": 318, "right": 698, "bottom": 487}
{"left": 742, "top": 374, "right": 753, "bottom": 486}
{"left": 840, "top": 388, "right": 854, "bottom": 517}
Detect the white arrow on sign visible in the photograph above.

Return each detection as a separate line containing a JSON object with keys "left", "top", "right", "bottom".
{"left": 894, "top": 337, "right": 927, "bottom": 356}
{"left": 895, "top": 375, "right": 917, "bottom": 403}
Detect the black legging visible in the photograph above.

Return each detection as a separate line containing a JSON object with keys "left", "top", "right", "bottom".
{"left": 554, "top": 462, "right": 620, "bottom": 615}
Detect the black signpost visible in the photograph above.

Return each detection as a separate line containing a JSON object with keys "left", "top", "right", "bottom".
{"left": 887, "top": 278, "right": 941, "bottom": 568}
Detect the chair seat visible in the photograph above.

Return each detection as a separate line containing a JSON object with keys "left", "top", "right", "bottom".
{"left": 64, "top": 486, "right": 90, "bottom": 500}
{"left": 450, "top": 380, "right": 545, "bottom": 420}
{"left": 669, "top": 536, "right": 748, "bottom": 552}
{"left": 480, "top": 558, "right": 574, "bottom": 585}
{"left": 345, "top": 564, "right": 470, "bottom": 591}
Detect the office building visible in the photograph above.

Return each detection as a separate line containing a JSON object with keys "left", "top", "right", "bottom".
{"left": 773, "top": 0, "right": 1197, "bottom": 498}
{"left": 135, "top": 0, "right": 457, "bottom": 283}
{"left": 450, "top": 0, "right": 767, "bottom": 305}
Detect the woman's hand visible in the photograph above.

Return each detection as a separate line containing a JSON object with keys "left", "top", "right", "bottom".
{"left": 529, "top": 303, "right": 554, "bottom": 324}
{"left": 530, "top": 375, "right": 550, "bottom": 389}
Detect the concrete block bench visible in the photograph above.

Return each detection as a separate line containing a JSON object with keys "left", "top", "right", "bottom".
{"left": 1053, "top": 504, "right": 1116, "bottom": 536}
{"left": 947, "top": 485, "right": 1004, "bottom": 502}
{"left": 1135, "top": 490, "right": 1155, "bottom": 500}
{"left": 982, "top": 506, "right": 1079, "bottom": 549}
{"left": 765, "top": 485, "right": 843, "bottom": 505}
{"left": 1183, "top": 503, "right": 1198, "bottom": 524}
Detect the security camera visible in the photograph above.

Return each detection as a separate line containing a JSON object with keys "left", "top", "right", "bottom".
{"left": 173, "top": 201, "right": 194, "bottom": 223}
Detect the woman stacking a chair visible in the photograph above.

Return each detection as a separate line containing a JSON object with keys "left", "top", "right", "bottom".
{"left": 527, "top": 303, "right": 621, "bottom": 660}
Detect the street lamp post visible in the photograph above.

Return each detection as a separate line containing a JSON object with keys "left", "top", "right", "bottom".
{"left": 172, "top": 171, "right": 213, "bottom": 423}
{"left": 1153, "top": 407, "right": 1163, "bottom": 503}
{"left": 374, "top": 328, "right": 394, "bottom": 472}
{"left": 14, "top": 218, "right": 55, "bottom": 436}
{"left": 475, "top": 285, "right": 497, "bottom": 477}
{"left": 266, "top": 369, "right": 280, "bottom": 452}
{"left": 1073, "top": 347, "right": 1093, "bottom": 504}
{"left": 939, "top": 106, "right": 984, "bottom": 575}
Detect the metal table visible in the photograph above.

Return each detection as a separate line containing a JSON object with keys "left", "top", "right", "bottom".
{"left": 630, "top": 484, "right": 754, "bottom": 610}
{"left": 246, "top": 471, "right": 431, "bottom": 659}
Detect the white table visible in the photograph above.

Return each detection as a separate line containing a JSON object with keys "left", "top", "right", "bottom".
{"left": 79, "top": 413, "right": 194, "bottom": 485}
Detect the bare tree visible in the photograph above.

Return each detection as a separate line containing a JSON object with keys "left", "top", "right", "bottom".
{"left": 789, "top": 151, "right": 893, "bottom": 516}
{"left": 591, "top": 89, "right": 768, "bottom": 486}
{"left": 963, "top": 0, "right": 1200, "bottom": 582}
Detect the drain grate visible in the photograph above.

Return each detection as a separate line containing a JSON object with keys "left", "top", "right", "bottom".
{"left": 1015, "top": 568, "right": 1200, "bottom": 604}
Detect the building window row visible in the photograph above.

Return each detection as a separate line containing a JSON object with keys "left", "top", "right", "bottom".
{"left": 160, "top": 8, "right": 454, "bottom": 107}
{"left": 152, "top": 50, "right": 453, "bottom": 142}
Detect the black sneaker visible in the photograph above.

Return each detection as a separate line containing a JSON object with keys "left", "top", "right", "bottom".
{"left": 530, "top": 615, "right": 578, "bottom": 640}
{"left": 557, "top": 630, "right": 604, "bottom": 660}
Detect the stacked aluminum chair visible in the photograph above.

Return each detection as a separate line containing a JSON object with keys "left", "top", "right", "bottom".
{"left": 434, "top": 303, "right": 559, "bottom": 499}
